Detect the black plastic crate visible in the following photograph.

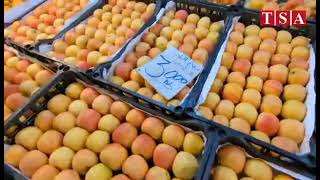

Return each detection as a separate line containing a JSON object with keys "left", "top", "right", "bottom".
{"left": 31, "top": 0, "right": 162, "bottom": 74}
{"left": 4, "top": 0, "right": 105, "bottom": 48}
{"left": 201, "top": 127, "right": 315, "bottom": 180}
{"left": 4, "top": 69, "right": 214, "bottom": 180}
{"left": 4, "top": 0, "right": 47, "bottom": 28}
{"left": 184, "top": 7, "right": 316, "bottom": 169}
{"left": 91, "top": 0, "right": 234, "bottom": 117}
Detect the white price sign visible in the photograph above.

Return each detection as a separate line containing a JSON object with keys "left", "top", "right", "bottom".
{"left": 137, "top": 47, "right": 204, "bottom": 100}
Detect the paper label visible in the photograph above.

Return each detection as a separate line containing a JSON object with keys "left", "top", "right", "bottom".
{"left": 137, "top": 47, "right": 203, "bottom": 100}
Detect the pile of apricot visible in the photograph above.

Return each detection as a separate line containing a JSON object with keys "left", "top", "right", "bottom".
{"left": 198, "top": 22, "right": 311, "bottom": 154}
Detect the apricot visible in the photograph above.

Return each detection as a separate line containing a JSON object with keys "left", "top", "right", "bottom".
{"left": 125, "top": 109, "right": 146, "bottom": 128}
{"left": 276, "top": 30, "right": 292, "bottom": 43}
{"left": 4, "top": 67, "right": 18, "bottom": 82}
{"left": 77, "top": 109, "right": 101, "bottom": 132}
{"left": 64, "top": 31, "right": 77, "bottom": 45}
{"left": 19, "top": 80, "right": 38, "bottom": 96}
{"left": 232, "top": 59, "right": 251, "bottom": 76}
{"left": 241, "top": 89, "right": 261, "bottom": 109}
{"left": 110, "top": 174, "right": 131, "bottom": 180}
{"left": 15, "top": 60, "right": 31, "bottom": 72}
{"left": 112, "top": 122, "right": 137, "bottom": 148}
{"left": 262, "top": 80, "right": 283, "bottom": 96}
{"left": 68, "top": 100, "right": 88, "bottom": 116}
{"left": 19, "top": 150, "right": 48, "bottom": 177}
{"left": 35, "top": 70, "right": 53, "bottom": 86}
{"left": 227, "top": 72, "right": 246, "bottom": 88}
{"left": 226, "top": 41, "right": 238, "bottom": 55}
{"left": 92, "top": 95, "right": 113, "bottom": 115}
{"left": 110, "top": 76, "right": 125, "bottom": 85}
{"left": 47, "top": 94, "right": 72, "bottom": 114}
{"left": 259, "top": 27, "right": 277, "bottom": 40}
{"left": 49, "top": 146, "right": 75, "bottom": 170}
{"left": 4, "top": 145, "right": 27, "bottom": 168}
{"left": 271, "top": 136, "right": 299, "bottom": 154}
{"left": 80, "top": 87, "right": 99, "bottom": 105}
{"left": 15, "top": 126, "right": 42, "bottom": 150}
{"left": 216, "top": 66, "right": 229, "bottom": 83}
{"left": 137, "top": 55, "right": 151, "bottom": 67}
{"left": 122, "top": 155, "right": 149, "bottom": 180}
{"left": 278, "top": 119, "right": 304, "bottom": 143}
{"left": 277, "top": 43, "right": 293, "bottom": 56}
{"left": 244, "top": 35, "right": 261, "bottom": 51}
{"left": 271, "top": 53, "right": 290, "bottom": 66}
{"left": 215, "top": 100, "right": 235, "bottom": 120}
{"left": 132, "top": 134, "right": 156, "bottom": 159}
{"left": 250, "top": 63, "right": 268, "bottom": 81}
{"left": 252, "top": 50, "right": 271, "bottom": 65}
{"left": 63, "top": 127, "right": 89, "bottom": 151}
{"left": 179, "top": 43, "right": 194, "bottom": 57}
{"left": 192, "top": 48, "right": 209, "bottom": 64}
{"left": 203, "top": 92, "right": 220, "bottom": 111}
{"left": 230, "top": 118, "right": 251, "bottom": 134}
{"left": 291, "top": 36, "right": 309, "bottom": 47}
{"left": 34, "top": 110, "right": 55, "bottom": 131}
{"left": 221, "top": 52, "right": 235, "bottom": 69}
{"left": 198, "top": 106, "right": 213, "bottom": 120}
{"left": 122, "top": 80, "right": 141, "bottom": 92}
{"left": 148, "top": 48, "right": 162, "bottom": 58}
{"left": 162, "top": 125, "right": 185, "bottom": 149}
{"left": 274, "top": 174, "right": 295, "bottom": 180}
{"left": 183, "top": 132, "right": 204, "bottom": 156}
{"left": 222, "top": 83, "right": 243, "bottom": 104}
{"left": 72, "top": 149, "right": 98, "bottom": 175}
{"left": 244, "top": 25, "right": 260, "bottom": 36}
{"left": 236, "top": 45, "right": 254, "bottom": 60}
{"left": 52, "top": 112, "right": 76, "bottom": 133}
{"left": 195, "top": 27, "right": 209, "bottom": 40}
{"left": 212, "top": 166, "right": 237, "bottom": 180}
{"left": 27, "top": 63, "right": 43, "bottom": 78}
{"left": 281, "top": 100, "right": 306, "bottom": 121}
{"left": 109, "top": 101, "right": 130, "bottom": 120}
{"left": 218, "top": 145, "right": 246, "bottom": 174}
{"left": 244, "top": 159, "right": 273, "bottom": 180}
{"left": 259, "top": 39, "right": 277, "bottom": 54}
{"left": 4, "top": 83, "right": 20, "bottom": 99}
{"left": 288, "top": 59, "right": 309, "bottom": 70}
{"left": 260, "top": 95, "right": 282, "bottom": 116}
{"left": 255, "top": 112, "right": 280, "bottom": 136}
{"left": 182, "top": 23, "right": 196, "bottom": 34}
{"left": 114, "top": 63, "right": 134, "bottom": 81}
{"left": 210, "top": 79, "right": 223, "bottom": 93}
{"left": 172, "top": 151, "right": 198, "bottom": 179}
{"left": 145, "top": 166, "right": 170, "bottom": 180}
{"left": 85, "top": 130, "right": 110, "bottom": 153}
{"left": 212, "top": 115, "right": 229, "bottom": 126}
{"left": 54, "top": 169, "right": 80, "bottom": 180}
{"left": 141, "top": 117, "right": 165, "bottom": 140}
{"left": 246, "top": 76, "right": 263, "bottom": 92}
{"left": 269, "top": 64, "right": 289, "bottom": 84}
{"left": 37, "top": 130, "right": 63, "bottom": 154}
{"left": 250, "top": 130, "right": 270, "bottom": 149}
{"left": 31, "top": 165, "right": 59, "bottom": 180}
{"left": 288, "top": 68, "right": 309, "bottom": 86}
{"left": 100, "top": 143, "right": 128, "bottom": 171}
{"left": 229, "top": 31, "right": 243, "bottom": 45}
{"left": 85, "top": 163, "right": 113, "bottom": 180}
{"left": 283, "top": 84, "right": 306, "bottom": 102}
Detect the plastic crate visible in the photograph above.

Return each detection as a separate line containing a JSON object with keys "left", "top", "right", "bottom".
{"left": 201, "top": 128, "right": 315, "bottom": 179}
{"left": 4, "top": 69, "right": 213, "bottom": 180}
{"left": 91, "top": 0, "right": 233, "bottom": 117}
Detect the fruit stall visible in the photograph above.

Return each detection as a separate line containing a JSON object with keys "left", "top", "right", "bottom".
{"left": 3, "top": 0, "right": 316, "bottom": 180}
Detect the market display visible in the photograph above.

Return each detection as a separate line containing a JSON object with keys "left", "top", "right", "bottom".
{"left": 4, "top": 47, "right": 54, "bottom": 122}
{"left": 3, "top": 0, "right": 317, "bottom": 179}
{"left": 198, "top": 22, "right": 312, "bottom": 154}
{"left": 110, "top": 8, "right": 223, "bottom": 106}
{"left": 211, "top": 145, "right": 295, "bottom": 180}
{"left": 4, "top": 0, "right": 89, "bottom": 44}
{"left": 47, "top": 0, "right": 156, "bottom": 69}
{"left": 4, "top": 80, "right": 204, "bottom": 179}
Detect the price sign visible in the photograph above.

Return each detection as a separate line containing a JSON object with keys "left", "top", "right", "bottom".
{"left": 137, "top": 47, "right": 204, "bottom": 100}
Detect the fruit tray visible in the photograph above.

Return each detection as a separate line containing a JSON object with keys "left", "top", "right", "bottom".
{"left": 201, "top": 129, "right": 315, "bottom": 180}
{"left": 90, "top": 0, "right": 233, "bottom": 117}
{"left": 4, "top": 0, "right": 46, "bottom": 27}
{"left": 4, "top": 45, "right": 58, "bottom": 123}
{"left": 186, "top": 7, "right": 316, "bottom": 167}
{"left": 241, "top": 0, "right": 316, "bottom": 23}
{"left": 33, "top": 0, "right": 162, "bottom": 72}
{"left": 4, "top": 69, "right": 214, "bottom": 180}
{"left": 4, "top": 0, "right": 105, "bottom": 48}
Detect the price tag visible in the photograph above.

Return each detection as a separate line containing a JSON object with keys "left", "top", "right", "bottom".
{"left": 137, "top": 47, "right": 204, "bottom": 100}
